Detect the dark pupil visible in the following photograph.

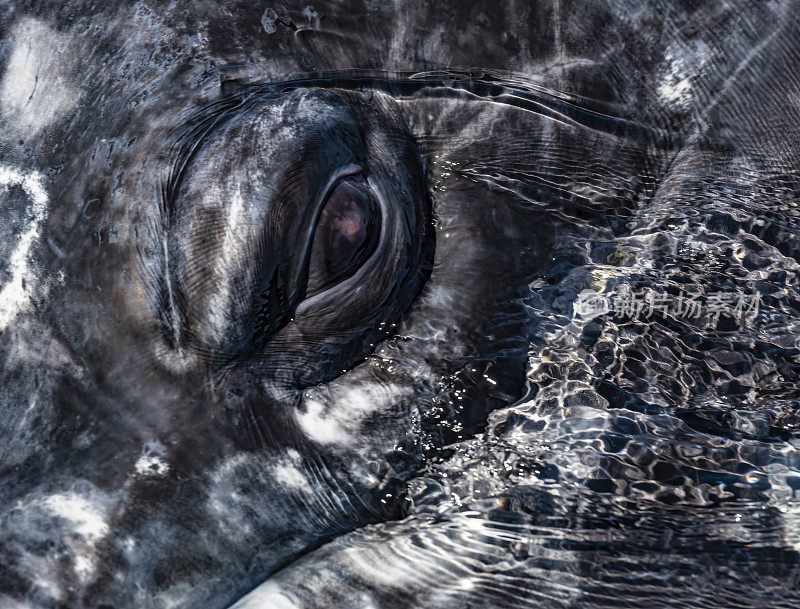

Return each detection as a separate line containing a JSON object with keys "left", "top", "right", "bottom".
{"left": 306, "top": 178, "right": 381, "bottom": 296}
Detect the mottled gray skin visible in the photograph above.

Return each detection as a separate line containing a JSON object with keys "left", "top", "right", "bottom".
{"left": 2, "top": 1, "right": 800, "bottom": 609}
{"left": 0, "top": 3, "right": 539, "bottom": 607}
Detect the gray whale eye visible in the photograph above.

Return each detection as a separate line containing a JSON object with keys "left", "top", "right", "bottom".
{"left": 306, "top": 176, "right": 381, "bottom": 297}
{"left": 160, "top": 88, "right": 432, "bottom": 382}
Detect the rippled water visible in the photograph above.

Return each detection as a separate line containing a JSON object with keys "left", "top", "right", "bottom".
{"left": 234, "top": 65, "right": 800, "bottom": 609}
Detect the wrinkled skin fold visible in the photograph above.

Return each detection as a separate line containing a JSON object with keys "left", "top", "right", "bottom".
{"left": 1, "top": 1, "right": 800, "bottom": 608}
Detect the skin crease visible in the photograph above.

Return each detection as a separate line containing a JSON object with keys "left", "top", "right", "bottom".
{"left": 3, "top": 1, "right": 800, "bottom": 609}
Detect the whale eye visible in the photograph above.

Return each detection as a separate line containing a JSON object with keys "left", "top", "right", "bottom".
{"left": 306, "top": 177, "right": 382, "bottom": 297}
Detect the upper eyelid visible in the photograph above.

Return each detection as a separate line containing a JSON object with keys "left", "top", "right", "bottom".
{"left": 320, "top": 164, "right": 366, "bottom": 199}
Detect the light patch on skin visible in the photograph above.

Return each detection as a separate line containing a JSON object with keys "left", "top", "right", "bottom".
{"left": 423, "top": 283, "right": 457, "bottom": 310}
{"left": 34, "top": 491, "right": 110, "bottom": 584}
{"left": 2, "top": 315, "right": 84, "bottom": 375}
{"left": 134, "top": 440, "right": 170, "bottom": 476}
{"left": 296, "top": 382, "right": 405, "bottom": 446}
{"left": 657, "top": 41, "right": 711, "bottom": 105}
{"left": 0, "top": 166, "right": 50, "bottom": 331}
{"left": 0, "top": 18, "right": 83, "bottom": 136}
{"left": 271, "top": 449, "right": 308, "bottom": 490}
{"left": 121, "top": 536, "right": 137, "bottom": 558}
{"left": 154, "top": 582, "right": 197, "bottom": 609}
{"left": 205, "top": 453, "right": 257, "bottom": 538}
{"left": 0, "top": 594, "right": 34, "bottom": 609}
{"left": 295, "top": 398, "right": 349, "bottom": 445}
{"left": 40, "top": 492, "right": 109, "bottom": 540}
{"left": 204, "top": 183, "right": 248, "bottom": 343}
{"left": 229, "top": 582, "right": 300, "bottom": 609}
{"left": 658, "top": 73, "right": 691, "bottom": 104}
{"left": 26, "top": 561, "right": 62, "bottom": 604}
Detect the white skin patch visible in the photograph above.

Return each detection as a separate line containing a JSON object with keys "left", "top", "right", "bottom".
{"left": 134, "top": 441, "right": 170, "bottom": 476}
{"left": 228, "top": 582, "right": 300, "bottom": 609}
{"left": 203, "top": 182, "right": 250, "bottom": 344}
{"left": 657, "top": 41, "right": 711, "bottom": 105}
{"left": 205, "top": 454, "right": 257, "bottom": 538}
{"left": 40, "top": 493, "right": 109, "bottom": 539}
{"left": 0, "top": 18, "right": 83, "bottom": 137}
{"left": 270, "top": 449, "right": 308, "bottom": 490}
{"left": 0, "top": 595, "right": 33, "bottom": 609}
{"left": 295, "top": 382, "right": 405, "bottom": 446}
{"left": 0, "top": 166, "right": 50, "bottom": 332}
{"left": 34, "top": 491, "right": 109, "bottom": 584}
{"left": 295, "top": 398, "right": 350, "bottom": 445}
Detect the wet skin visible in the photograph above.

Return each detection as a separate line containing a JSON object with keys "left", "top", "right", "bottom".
{"left": 0, "top": 76, "right": 546, "bottom": 607}
{"left": 13, "top": 2, "right": 800, "bottom": 608}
